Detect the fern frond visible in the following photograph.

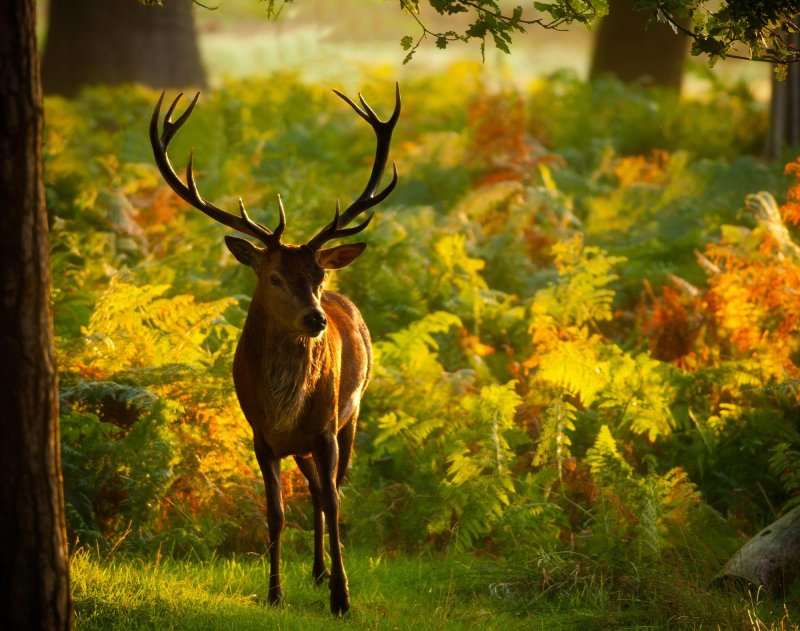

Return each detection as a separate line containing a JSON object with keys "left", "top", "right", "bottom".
{"left": 532, "top": 235, "right": 626, "bottom": 329}
{"left": 537, "top": 338, "right": 604, "bottom": 407}
{"left": 770, "top": 443, "right": 800, "bottom": 510}
{"left": 534, "top": 391, "right": 577, "bottom": 480}
{"left": 586, "top": 424, "right": 633, "bottom": 484}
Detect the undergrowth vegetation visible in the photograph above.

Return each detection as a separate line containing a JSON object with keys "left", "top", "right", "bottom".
{"left": 47, "top": 66, "right": 800, "bottom": 627}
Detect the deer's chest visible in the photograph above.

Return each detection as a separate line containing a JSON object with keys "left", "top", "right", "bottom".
{"left": 233, "top": 341, "right": 335, "bottom": 457}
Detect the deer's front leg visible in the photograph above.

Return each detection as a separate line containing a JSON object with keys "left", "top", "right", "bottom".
{"left": 294, "top": 455, "right": 329, "bottom": 585}
{"left": 313, "top": 433, "right": 349, "bottom": 616}
{"left": 254, "top": 436, "right": 284, "bottom": 605}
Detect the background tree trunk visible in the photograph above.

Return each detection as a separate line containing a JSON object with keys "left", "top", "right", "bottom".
{"left": 41, "top": 0, "right": 207, "bottom": 97}
{"left": 0, "top": 0, "right": 73, "bottom": 629}
{"left": 589, "top": 0, "right": 689, "bottom": 90}
{"left": 766, "top": 31, "right": 800, "bottom": 160}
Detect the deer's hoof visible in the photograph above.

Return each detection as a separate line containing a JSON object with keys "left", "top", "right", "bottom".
{"left": 313, "top": 568, "right": 330, "bottom": 586}
{"left": 330, "top": 592, "right": 350, "bottom": 616}
{"left": 267, "top": 586, "right": 284, "bottom": 606}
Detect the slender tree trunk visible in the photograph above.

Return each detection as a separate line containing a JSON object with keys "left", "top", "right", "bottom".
{"left": 41, "top": 0, "right": 206, "bottom": 97}
{"left": 0, "top": 0, "right": 73, "bottom": 629}
{"left": 590, "top": 0, "right": 689, "bottom": 90}
{"left": 766, "top": 31, "right": 800, "bottom": 160}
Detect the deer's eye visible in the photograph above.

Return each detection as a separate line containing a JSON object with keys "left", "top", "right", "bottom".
{"left": 269, "top": 274, "right": 282, "bottom": 287}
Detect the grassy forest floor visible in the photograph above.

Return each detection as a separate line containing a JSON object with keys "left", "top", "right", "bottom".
{"left": 72, "top": 549, "right": 523, "bottom": 630}
{"left": 72, "top": 549, "right": 798, "bottom": 630}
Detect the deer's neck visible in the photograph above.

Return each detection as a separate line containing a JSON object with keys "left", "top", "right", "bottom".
{"left": 240, "top": 307, "right": 327, "bottom": 430}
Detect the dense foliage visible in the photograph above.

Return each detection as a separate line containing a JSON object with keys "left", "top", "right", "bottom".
{"left": 48, "top": 68, "right": 800, "bottom": 606}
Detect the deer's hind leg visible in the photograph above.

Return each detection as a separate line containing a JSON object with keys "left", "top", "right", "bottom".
{"left": 294, "top": 454, "right": 329, "bottom": 585}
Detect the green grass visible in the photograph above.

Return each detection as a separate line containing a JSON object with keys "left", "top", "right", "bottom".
{"left": 71, "top": 548, "right": 531, "bottom": 630}
{"left": 71, "top": 547, "right": 799, "bottom": 630}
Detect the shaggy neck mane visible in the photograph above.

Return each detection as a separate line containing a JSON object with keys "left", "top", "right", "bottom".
{"left": 242, "top": 311, "right": 326, "bottom": 431}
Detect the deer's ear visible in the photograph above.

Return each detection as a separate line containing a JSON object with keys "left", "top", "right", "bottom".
{"left": 225, "top": 236, "right": 262, "bottom": 267}
{"left": 317, "top": 243, "right": 366, "bottom": 270}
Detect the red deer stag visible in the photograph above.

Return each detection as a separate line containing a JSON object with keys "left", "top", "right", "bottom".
{"left": 150, "top": 86, "right": 400, "bottom": 615}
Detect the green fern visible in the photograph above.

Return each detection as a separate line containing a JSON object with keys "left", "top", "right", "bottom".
{"left": 598, "top": 347, "right": 675, "bottom": 441}
{"left": 585, "top": 425, "right": 711, "bottom": 562}
{"left": 532, "top": 234, "right": 626, "bottom": 329}
{"left": 537, "top": 343, "right": 674, "bottom": 441}
{"left": 770, "top": 443, "right": 800, "bottom": 511}
{"left": 534, "top": 391, "right": 577, "bottom": 481}
{"left": 61, "top": 380, "right": 159, "bottom": 415}
{"left": 428, "top": 234, "right": 489, "bottom": 330}
{"left": 60, "top": 400, "right": 179, "bottom": 545}
{"left": 435, "top": 382, "right": 527, "bottom": 550}
{"left": 530, "top": 237, "right": 674, "bottom": 441}
{"left": 81, "top": 273, "right": 237, "bottom": 373}
{"left": 537, "top": 337, "right": 605, "bottom": 407}
{"left": 586, "top": 424, "right": 633, "bottom": 485}
{"left": 374, "top": 310, "right": 462, "bottom": 380}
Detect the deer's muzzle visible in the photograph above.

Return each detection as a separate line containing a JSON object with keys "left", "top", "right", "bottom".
{"left": 303, "top": 309, "right": 327, "bottom": 336}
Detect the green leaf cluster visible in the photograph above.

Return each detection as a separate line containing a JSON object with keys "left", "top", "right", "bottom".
{"left": 400, "top": 0, "right": 800, "bottom": 67}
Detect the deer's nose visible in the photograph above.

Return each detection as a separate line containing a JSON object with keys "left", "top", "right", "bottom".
{"left": 303, "top": 310, "right": 327, "bottom": 334}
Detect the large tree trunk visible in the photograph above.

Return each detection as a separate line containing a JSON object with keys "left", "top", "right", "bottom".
{"left": 766, "top": 31, "right": 800, "bottom": 160}
{"left": 589, "top": 0, "right": 689, "bottom": 90}
{"left": 0, "top": 0, "right": 73, "bottom": 629}
{"left": 715, "top": 505, "right": 800, "bottom": 595}
{"left": 41, "top": 0, "right": 206, "bottom": 98}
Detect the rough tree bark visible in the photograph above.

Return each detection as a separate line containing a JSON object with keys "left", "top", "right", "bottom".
{"left": 766, "top": 31, "right": 800, "bottom": 159}
{"left": 715, "top": 505, "right": 800, "bottom": 595}
{"left": 589, "top": 0, "right": 689, "bottom": 90}
{"left": 0, "top": 0, "right": 73, "bottom": 629}
{"left": 41, "top": 0, "right": 207, "bottom": 97}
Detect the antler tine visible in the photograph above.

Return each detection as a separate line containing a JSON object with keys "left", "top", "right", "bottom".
{"left": 150, "top": 91, "right": 283, "bottom": 248}
{"left": 162, "top": 91, "right": 198, "bottom": 146}
{"left": 305, "top": 200, "right": 340, "bottom": 251}
{"left": 306, "top": 84, "right": 400, "bottom": 251}
{"left": 307, "top": 199, "right": 377, "bottom": 251}
{"left": 273, "top": 194, "right": 287, "bottom": 239}
{"left": 338, "top": 83, "right": 401, "bottom": 228}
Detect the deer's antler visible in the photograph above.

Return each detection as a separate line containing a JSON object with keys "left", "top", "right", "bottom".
{"left": 150, "top": 91, "right": 285, "bottom": 248}
{"left": 306, "top": 84, "right": 401, "bottom": 251}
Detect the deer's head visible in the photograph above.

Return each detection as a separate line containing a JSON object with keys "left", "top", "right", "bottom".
{"left": 223, "top": 224, "right": 368, "bottom": 338}
{"left": 150, "top": 87, "right": 400, "bottom": 338}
